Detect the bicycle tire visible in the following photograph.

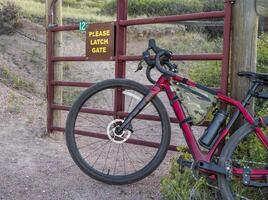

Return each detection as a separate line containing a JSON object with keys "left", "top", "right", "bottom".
{"left": 218, "top": 116, "right": 268, "bottom": 200}
{"left": 65, "top": 79, "right": 171, "bottom": 184}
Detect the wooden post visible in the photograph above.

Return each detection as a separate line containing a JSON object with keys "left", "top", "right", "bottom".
{"left": 46, "top": 0, "right": 63, "bottom": 134}
{"left": 230, "top": 0, "right": 259, "bottom": 115}
{"left": 256, "top": 0, "right": 268, "bottom": 17}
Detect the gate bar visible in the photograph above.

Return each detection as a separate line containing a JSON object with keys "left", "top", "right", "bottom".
{"left": 119, "top": 11, "right": 225, "bottom": 26}
{"left": 52, "top": 126, "right": 178, "bottom": 151}
{"left": 51, "top": 53, "right": 223, "bottom": 62}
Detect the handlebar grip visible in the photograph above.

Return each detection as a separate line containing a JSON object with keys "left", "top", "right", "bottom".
{"left": 149, "top": 39, "right": 161, "bottom": 53}
{"left": 146, "top": 66, "right": 156, "bottom": 84}
{"left": 156, "top": 51, "right": 177, "bottom": 77}
{"left": 142, "top": 51, "right": 155, "bottom": 66}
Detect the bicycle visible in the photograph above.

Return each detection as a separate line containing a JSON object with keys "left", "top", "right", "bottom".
{"left": 65, "top": 39, "right": 268, "bottom": 199}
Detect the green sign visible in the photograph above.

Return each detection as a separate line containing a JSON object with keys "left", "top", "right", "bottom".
{"left": 79, "top": 21, "right": 88, "bottom": 31}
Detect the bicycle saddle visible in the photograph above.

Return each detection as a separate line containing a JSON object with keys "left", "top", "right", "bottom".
{"left": 238, "top": 71, "right": 268, "bottom": 83}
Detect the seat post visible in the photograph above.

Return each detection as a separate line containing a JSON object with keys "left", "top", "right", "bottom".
{"left": 241, "top": 81, "right": 260, "bottom": 107}
{"left": 226, "top": 81, "right": 260, "bottom": 130}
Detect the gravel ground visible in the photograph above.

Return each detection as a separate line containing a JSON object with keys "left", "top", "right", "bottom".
{"left": 0, "top": 110, "right": 177, "bottom": 200}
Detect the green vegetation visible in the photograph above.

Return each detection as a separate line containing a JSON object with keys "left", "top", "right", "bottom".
{"left": 101, "top": 0, "right": 224, "bottom": 16}
{"left": 161, "top": 147, "right": 220, "bottom": 200}
{"left": 188, "top": 61, "right": 221, "bottom": 87}
{"left": 0, "top": 1, "right": 21, "bottom": 34}
{"left": 0, "top": 66, "right": 35, "bottom": 93}
{"left": 63, "top": 87, "right": 82, "bottom": 105}
{"left": 257, "top": 33, "right": 268, "bottom": 73}
{"left": 155, "top": 31, "right": 223, "bottom": 88}
{"left": 101, "top": 0, "right": 203, "bottom": 17}
{"left": 7, "top": 92, "right": 21, "bottom": 113}
{"left": 0, "top": 0, "right": 224, "bottom": 23}
{"left": 256, "top": 33, "right": 268, "bottom": 115}
{"left": 0, "top": 0, "right": 112, "bottom": 23}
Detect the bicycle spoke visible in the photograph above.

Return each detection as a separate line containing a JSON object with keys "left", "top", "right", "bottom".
{"left": 82, "top": 140, "right": 109, "bottom": 161}
{"left": 102, "top": 142, "right": 112, "bottom": 173}
{"left": 78, "top": 139, "right": 105, "bottom": 150}
{"left": 113, "top": 144, "right": 121, "bottom": 175}
{"left": 77, "top": 114, "right": 108, "bottom": 130}
{"left": 122, "top": 144, "right": 137, "bottom": 172}
{"left": 92, "top": 142, "right": 109, "bottom": 168}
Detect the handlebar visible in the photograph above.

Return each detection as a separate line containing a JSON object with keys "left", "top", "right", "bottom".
{"left": 142, "top": 39, "right": 177, "bottom": 81}
{"left": 155, "top": 51, "right": 177, "bottom": 77}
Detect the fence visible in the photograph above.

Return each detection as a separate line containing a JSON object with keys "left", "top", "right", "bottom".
{"left": 47, "top": 0, "right": 233, "bottom": 151}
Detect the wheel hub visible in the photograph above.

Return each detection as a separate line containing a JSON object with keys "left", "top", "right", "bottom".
{"left": 107, "top": 119, "right": 131, "bottom": 144}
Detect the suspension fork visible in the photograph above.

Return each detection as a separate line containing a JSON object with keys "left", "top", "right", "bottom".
{"left": 116, "top": 84, "right": 162, "bottom": 133}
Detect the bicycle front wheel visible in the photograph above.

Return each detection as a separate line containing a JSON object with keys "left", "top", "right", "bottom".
{"left": 65, "top": 79, "right": 171, "bottom": 184}
{"left": 218, "top": 117, "right": 268, "bottom": 200}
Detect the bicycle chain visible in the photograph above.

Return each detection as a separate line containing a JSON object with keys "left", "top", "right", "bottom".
{"left": 186, "top": 158, "right": 266, "bottom": 200}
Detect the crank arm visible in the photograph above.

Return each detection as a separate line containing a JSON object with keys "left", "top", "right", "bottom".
{"left": 197, "top": 161, "right": 228, "bottom": 175}
{"left": 177, "top": 156, "right": 193, "bottom": 168}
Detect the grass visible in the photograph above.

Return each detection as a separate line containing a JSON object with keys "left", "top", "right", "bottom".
{"left": 63, "top": 87, "right": 83, "bottom": 105}
{"left": 0, "top": 65, "right": 35, "bottom": 93}
{"left": 0, "top": 0, "right": 113, "bottom": 23}
{"left": 6, "top": 92, "right": 21, "bottom": 113}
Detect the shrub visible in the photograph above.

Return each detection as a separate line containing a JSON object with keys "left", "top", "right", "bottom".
{"left": 101, "top": 0, "right": 203, "bottom": 16}
{"left": 203, "top": 0, "right": 224, "bottom": 12}
{"left": 0, "top": 1, "right": 21, "bottom": 35}
{"left": 257, "top": 33, "right": 268, "bottom": 73}
{"left": 203, "top": 0, "right": 224, "bottom": 38}
{"left": 101, "top": 0, "right": 225, "bottom": 17}
{"left": 256, "top": 33, "right": 268, "bottom": 113}
{"left": 160, "top": 148, "right": 221, "bottom": 199}
{"left": 189, "top": 61, "right": 221, "bottom": 87}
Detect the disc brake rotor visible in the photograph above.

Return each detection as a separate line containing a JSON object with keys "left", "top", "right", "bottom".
{"left": 107, "top": 119, "right": 131, "bottom": 144}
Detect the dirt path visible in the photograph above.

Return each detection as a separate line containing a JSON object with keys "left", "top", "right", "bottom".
{"left": 0, "top": 111, "right": 178, "bottom": 200}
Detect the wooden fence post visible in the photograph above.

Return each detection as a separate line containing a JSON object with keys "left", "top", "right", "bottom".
{"left": 256, "top": 0, "right": 268, "bottom": 17}
{"left": 46, "top": 0, "right": 63, "bottom": 134}
{"left": 230, "top": 0, "right": 259, "bottom": 115}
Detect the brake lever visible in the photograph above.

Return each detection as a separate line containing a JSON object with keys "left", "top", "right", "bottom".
{"left": 135, "top": 60, "right": 144, "bottom": 72}
{"left": 162, "top": 61, "right": 179, "bottom": 73}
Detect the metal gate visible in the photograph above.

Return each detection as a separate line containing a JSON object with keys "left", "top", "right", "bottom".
{"left": 47, "top": 0, "right": 232, "bottom": 151}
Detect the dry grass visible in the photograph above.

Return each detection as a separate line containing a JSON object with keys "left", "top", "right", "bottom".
{"left": 0, "top": 0, "right": 113, "bottom": 22}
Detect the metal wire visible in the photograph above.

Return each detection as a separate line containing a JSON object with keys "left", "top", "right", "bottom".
{"left": 14, "top": 30, "right": 46, "bottom": 45}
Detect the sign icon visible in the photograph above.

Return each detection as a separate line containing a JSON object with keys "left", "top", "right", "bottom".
{"left": 86, "top": 22, "right": 115, "bottom": 61}
{"left": 79, "top": 21, "right": 87, "bottom": 31}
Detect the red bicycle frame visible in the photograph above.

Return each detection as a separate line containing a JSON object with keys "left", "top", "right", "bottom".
{"left": 147, "top": 74, "right": 268, "bottom": 177}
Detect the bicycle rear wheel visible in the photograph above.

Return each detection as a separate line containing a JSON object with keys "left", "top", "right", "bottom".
{"left": 65, "top": 79, "right": 171, "bottom": 184}
{"left": 218, "top": 117, "right": 268, "bottom": 200}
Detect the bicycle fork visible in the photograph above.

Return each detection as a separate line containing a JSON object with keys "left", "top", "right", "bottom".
{"left": 115, "top": 85, "right": 161, "bottom": 134}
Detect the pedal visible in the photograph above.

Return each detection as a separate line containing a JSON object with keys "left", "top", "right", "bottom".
{"left": 243, "top": 167, "right": 268, "bottom": 188}
{"left": 177, "top": 156, "right": 193, "bottom": 172}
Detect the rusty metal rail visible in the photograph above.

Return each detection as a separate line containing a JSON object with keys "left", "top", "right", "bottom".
{"left": 47, "top": 0, "right": 232, "bottom": 151}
